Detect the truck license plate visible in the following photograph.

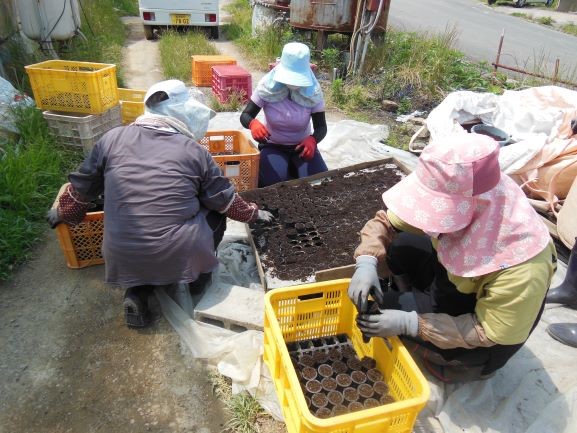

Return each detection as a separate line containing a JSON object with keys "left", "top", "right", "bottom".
{"left": 171, "top": 14, "right": 190, "bottom": 25}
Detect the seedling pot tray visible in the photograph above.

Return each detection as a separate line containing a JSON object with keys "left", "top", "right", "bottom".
{"left": 242, "top": 158, "right": 409, "bottom": 290}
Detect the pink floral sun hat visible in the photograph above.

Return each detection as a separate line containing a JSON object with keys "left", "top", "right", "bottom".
{"left": 383, "top": 133, "right": 551, "bottom": 277}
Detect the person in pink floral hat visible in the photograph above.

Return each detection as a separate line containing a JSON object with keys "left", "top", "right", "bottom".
{"left": 349, "top": 133, "right": 557, "bottom": 383}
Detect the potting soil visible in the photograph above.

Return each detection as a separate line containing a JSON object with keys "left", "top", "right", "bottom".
{"left": 241, "top": 163, "right": 404, "bottom": 282}
{"left": 287, "top": 334, "right": 394, "bottom": 418}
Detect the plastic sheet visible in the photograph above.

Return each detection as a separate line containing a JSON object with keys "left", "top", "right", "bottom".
{"left": 164, "top": 114, "right": 577, "bottom": 432}
{"left": 0, "top": 76, "right": 35, "bottom": 134}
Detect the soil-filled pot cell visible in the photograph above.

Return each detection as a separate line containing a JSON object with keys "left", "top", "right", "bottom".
{"left": 311, "top": 392, "right": 328, "bottom": 409}
{"left": 305, "top": 379, "right": 322, "bottom": 394}
{"left": 243, "top": 163, "right": 404, "bottom": 281}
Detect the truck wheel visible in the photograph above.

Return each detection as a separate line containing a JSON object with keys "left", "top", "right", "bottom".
{"left": 515, "top": 0, "right": 527, "bottom": 7}
{"left": 545, "top": 0, "right": 553, "bottom": 5}
{"left": 210, "top": 26, "right": 219, "bottom": 40}
{"left": 143, "top": 25, "right": 154, "bottom": 40}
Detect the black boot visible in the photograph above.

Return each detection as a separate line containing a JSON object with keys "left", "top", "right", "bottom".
{"left": 123, "top": 285, "right": 152, "bottom": 328}
{"left": 547, "top": 323, "right": 577, "bottom": 348}
{"left": 546, "top": 239, "right": 577, "bottom": 309}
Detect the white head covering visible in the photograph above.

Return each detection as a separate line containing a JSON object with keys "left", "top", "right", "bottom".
{"left": 142, "top": 79, "right": 216, "bottom": 140}
{"left": 255, "top": 42, "right": 323, "bottom": 108}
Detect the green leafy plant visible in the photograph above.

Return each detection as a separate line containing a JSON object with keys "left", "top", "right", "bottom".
{"left": 537, "top": 16, "right": 554, "bottom": 26}
{"left": 321, "top": 48, "right": 341, "bottom": 70}
{"left": 0, "top": 106, "right": 82, "bottom": 280}
{"left": 208, "top": 90, "right": 248, "bottom": 112}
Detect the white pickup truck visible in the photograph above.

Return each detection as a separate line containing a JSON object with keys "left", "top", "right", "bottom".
{"left": 138, "top": 0, "right": 220, "bottom": 40}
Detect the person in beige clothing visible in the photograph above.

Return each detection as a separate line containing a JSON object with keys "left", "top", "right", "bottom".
{"left": 349, "top": 134, "right": 556, "bottom": 382}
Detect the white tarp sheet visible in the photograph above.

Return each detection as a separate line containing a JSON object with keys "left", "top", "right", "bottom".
{"left": 425, "top": 86, "right": 577, "bottom": 174}
{"left": 161, "top": 111, "right": 577, "bottom": 433}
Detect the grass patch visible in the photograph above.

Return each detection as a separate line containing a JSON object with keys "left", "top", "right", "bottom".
{"left": 536, "top": 16, "right": 554, "bottom": 26}
{"left": 209, "top": 369, "right": 276, "bottom": 433}
{"left": 223, "top": 0, "right": 294, "bottom": 69}
{"left": 0, "top": 106, "right": 82, "bottom": 280}
{"left": 159, "top": 29, "right": 218, "bottom": 83}
{"left": 0, "top": 1, "right": 133, "bottom": 280}
{"left": 325, "top": 27, "right": 500, "bottom": 115}
{"left": 561, "top": 23, "right": 577, "bottom": 36}
{"left": 112, "top": 0, "right": 139, "bottom": 16}
{"left": 58, "top": 0, "right": 134, "bottom": 86}
{"left": 208, "top": 90, "right": 248, "bottom": 112}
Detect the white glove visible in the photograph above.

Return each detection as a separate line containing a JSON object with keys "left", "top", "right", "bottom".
{"left": 348, "top": 255, "right": 384, "bottom": 313}
{"left": 356, "top": 309, "right": 419, "bottom": 338}
{"left": 256, "top": 209, "right": 274, "bottom": 223}
{"left": 46, "top": 208, "right": 63, "bottom": 229}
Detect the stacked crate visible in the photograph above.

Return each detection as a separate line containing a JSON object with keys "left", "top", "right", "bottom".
{"left": 118, "top": 88, "right": 146, "bottom": 124}
{"left": 25, "top": 60, "right": 122, "bottom": 153}
{"left": 191, "top": 55, "right": 236, "bottom": 87}
{"left": 211, "top": 64, "right": 252, "bottom": 104}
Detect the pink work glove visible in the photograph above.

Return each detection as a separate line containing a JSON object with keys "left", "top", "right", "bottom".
{"left": 296, "top": 136, "right": 317, "bottom": 161}
{"left": 249, "top": 119, "right": 270, "bottom": 142}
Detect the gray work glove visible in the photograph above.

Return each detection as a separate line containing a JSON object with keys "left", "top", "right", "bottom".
{"left": 46, "top": 208, "right": 63, "bottom": 229}
{"left": 356, "top": 309, "right": 419, "bottom": 338}
{"left": 348, "top": 255, "right": 384, "bottom": 313}
{"left": 256, "top": 210, "right": 275, "bottom": 223}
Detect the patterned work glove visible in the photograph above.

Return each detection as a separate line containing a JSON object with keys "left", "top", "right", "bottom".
{"left": 356, "top": 310, "right": 419, "bottom": 338}
{"left": 348, "top": 255, "right": 384, "bottom": 314}
{"left": 295, "top": 136, "right": 317, "bottom": 161}
{"left": 249, "top": 119, "right": 270, "bottom": 142}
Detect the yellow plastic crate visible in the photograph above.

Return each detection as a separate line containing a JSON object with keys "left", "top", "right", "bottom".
{"left": 199, "top": 130, "right": 259, "bottom": 192}
{"left": 191, "top": 55, "right": 236, "bottom": 87}
{"left": 264, "top": 279, "right": 430, "bottom": 433}
{"left": 118, "top": 88, "right": 146, "bottom": 124}
{"left": 25, "top": 60, "right": 119, "bottom": 114}
{"left": 52, "top": 183, "right": 104, "bottom": 269}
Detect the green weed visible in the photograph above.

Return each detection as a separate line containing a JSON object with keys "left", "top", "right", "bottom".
{"left": 0, "top": 106, "right": 81, "bottom": 280}
{"left": 208, "top": 90, "right": 248, "bottom": 112}
{"left": 561, "top": 23, "right": 577, "bottom": 36}
{"left": 321, "top": 48, "right": 341, "bottom": 71}
{"left": 112, "top": 0, "right": 139, "bottom": 16}
{"left": 159, "top": 29, "right": 218, "bottom": 82}
{"left": 57, "top": 0, "right": 133, "bottom": 86}
{"left": 224, "top": 0, "right": 294, "bottom": 69}
{"left": 537, "top": 16, "right": 554, "bottom": 26}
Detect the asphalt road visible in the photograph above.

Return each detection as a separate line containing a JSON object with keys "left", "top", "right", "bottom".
{"left": 388, "top": 0, "right": 577, "bottom": 79}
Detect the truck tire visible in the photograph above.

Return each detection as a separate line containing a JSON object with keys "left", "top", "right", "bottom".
{"left": 143, "top": 25, "right": 154, "bottom": 40}
{"left": 210, "top": 26, "right": 219, "bottom": 40}
{"left": 515, "top": 0, "right": 527, "bottom": 7}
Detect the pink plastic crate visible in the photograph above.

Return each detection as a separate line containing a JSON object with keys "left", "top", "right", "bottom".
{"left": 211, "top": 65, "right": 252, "bottom": 104}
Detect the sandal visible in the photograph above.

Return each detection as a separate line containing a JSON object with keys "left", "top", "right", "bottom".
{"left": 123, "top": 286, "right": 151, "bottom": 328}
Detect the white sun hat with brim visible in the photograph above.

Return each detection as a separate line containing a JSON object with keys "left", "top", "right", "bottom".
{"left": 273, "top": 42, "right": 314, "bottom": 87}
{"left": 144, "top": 79, "right": 216, "bottom": 140}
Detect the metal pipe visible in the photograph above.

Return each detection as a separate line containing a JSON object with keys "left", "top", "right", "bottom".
{"left": 491, "top": 62, "right": 577, "bottom": 88}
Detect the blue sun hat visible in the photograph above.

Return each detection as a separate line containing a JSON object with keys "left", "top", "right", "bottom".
{"left": 273, "top": 42, "right": 314, "bottom": 87}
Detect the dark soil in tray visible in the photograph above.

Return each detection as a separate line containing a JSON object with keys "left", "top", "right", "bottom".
{"left": 241, "top": 163, "right": 404, "bottom": 281}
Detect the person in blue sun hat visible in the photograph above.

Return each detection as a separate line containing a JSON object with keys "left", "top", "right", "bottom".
{"left": 240, "top": 42, "right": 329, "bottom": 187}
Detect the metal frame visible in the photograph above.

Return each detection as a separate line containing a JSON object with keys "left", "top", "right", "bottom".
{"left": 492, "top": 30, "right": 577, "bottom": 88}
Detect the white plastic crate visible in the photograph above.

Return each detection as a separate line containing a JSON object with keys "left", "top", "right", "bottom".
{"left": 43, "top": 104, "right": 122, "bottom": 153}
